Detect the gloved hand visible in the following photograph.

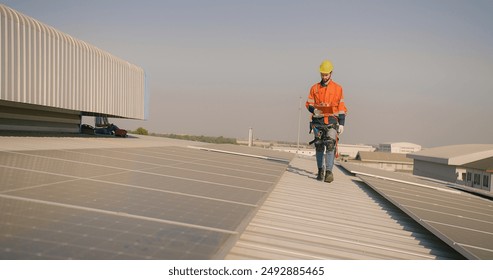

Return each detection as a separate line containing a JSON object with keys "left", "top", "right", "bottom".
{"left": 338, "top": 125, "right": 344, "bottom": 135}
{"left": 313, "top": 109, "right": 323, "bottom": 117}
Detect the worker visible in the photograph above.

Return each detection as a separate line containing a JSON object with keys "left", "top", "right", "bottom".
{"left": 306, "top": 59, "right": 347, "bottom": 183}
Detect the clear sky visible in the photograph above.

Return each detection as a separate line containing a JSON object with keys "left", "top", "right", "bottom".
{"left": 3, "top": 0, "right": 493, "bottom": 147}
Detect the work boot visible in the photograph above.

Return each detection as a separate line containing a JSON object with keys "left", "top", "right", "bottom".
{"left": 324, "top": 170, "right": 334, "bottom": 183}
{"left": 316, "top": 168, "right": 324, "bottom": 181}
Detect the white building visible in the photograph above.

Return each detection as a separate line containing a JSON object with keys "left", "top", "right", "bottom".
{"left": 379, "top": 142, "right": 421, "bottom": 154}
{"left": 338, "top": 144, "right": 376, "bottom": 159}
{"left": 0, "top": 5, "right": 147, "bottom": 133}
{"left": 408, "top": 144, "right": 493, "bottom": 192}
{"left": 271, "top": 144, "right": 375, "bottom": 159}
{"left": 271, "top": 146, "right": 315, "bottom": 156}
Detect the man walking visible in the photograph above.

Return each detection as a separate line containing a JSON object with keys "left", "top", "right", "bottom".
{"left": 306, "top": 60, "right": 347, "bottom": 183}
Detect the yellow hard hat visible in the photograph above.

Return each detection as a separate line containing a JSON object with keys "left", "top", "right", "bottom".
{"left": 319, "top": 60, "right": 333, "bottom": 74}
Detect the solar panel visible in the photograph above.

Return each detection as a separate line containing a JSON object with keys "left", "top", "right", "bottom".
{"left": 0, "top": 197, "right": 231, "bottom": 259}
{"left": 0, "top": 145, "right": 290, "bottom": 259}
{"left": 341, "top": 162, "right": 493, "bottom": 259}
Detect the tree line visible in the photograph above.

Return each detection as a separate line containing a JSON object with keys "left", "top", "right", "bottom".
{"left": 129, "top": 127, "right": 237, "bottom": 144}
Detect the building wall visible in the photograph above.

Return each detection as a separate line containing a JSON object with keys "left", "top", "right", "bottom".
{"left": 463, "top": 169, "right": 491, "bottom": 191}
{"left": 379, "top": 143, "right": 421, "bottom": 154}
{"left": 0, "top": 5, "right": 147, "bottom": 129}
{"left": 0, "top": 100, "right": 80, "bottom": 132}
{"left": 413, "top": 159, "right": 458, "bottom": 182}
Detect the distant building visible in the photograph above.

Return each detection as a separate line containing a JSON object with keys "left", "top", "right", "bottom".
{"left": 353, "top": 151, "right": 413, "bottom": 172}
{"left": 271, "top": 147, "right": 315, "bottom": 156}
{"left": 379, "top": 142, "right": 421, "bottom": 154}
{"left": 271, "top": 143, "right": 375, "bottom": 158}
{"left": 408, "top": 144, "right": 493, "bottom": 192}
{"left": 338, "top": 144, "right": 376, "bottom": 159}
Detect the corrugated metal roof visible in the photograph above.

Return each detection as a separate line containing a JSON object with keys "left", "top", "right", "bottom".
{"left": 341, "top": 162, "right": 493, "bottom": 259}
{"left": 408, "top": 144, "right": 493, "bottom": 165}
{"left": 226, "top": 157, "right": 464, "bottom": 260}
{"left": 358, "top": 175, "right": 493, "bottom": 259}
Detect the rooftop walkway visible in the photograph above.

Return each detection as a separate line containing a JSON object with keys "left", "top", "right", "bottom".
{"left": 227, "top": 156, "right": 464, "bottom": 259}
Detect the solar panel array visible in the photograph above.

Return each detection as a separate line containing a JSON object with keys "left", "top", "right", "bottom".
{"left": 341, "top": 163, "right": 493, "bottom": 260}
{"left": 0, "top": 145, "right": 291, "bottom": 259}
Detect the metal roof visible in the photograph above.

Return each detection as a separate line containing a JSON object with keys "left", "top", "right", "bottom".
{"left": 0, "top": 135, "right": 467, "bottom": 259}
{"left": 462, "top": 157, "right": 493, "bottom": 172}
{"left": 190, "top": 143, "right": 294, "bottom": 163}
{"left": 408, "top": 144, "right": 493, "bottom": 165}
{"left": 340, "top": 162, "right": 493, "bottom": 259}
{"left": 226, "top": 158, "right": 464, "bottom": 260}
{"left": 380, "top": 142, "right": 421, "bottom": 147}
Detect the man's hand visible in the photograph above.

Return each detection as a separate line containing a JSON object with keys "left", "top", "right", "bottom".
{"left": 313, "top": 109, "right": 323, "bottom": 117}
{"left": 338, "top": 125, "right": 344, "bottom": 135}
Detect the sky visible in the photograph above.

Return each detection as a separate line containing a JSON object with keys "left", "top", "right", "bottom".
{"left": 2, "top": 0, "right": 493, "bottom": 147}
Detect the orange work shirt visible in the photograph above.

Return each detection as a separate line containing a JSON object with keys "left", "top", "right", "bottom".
{"left": 305, "top": 80, "right": 347, "bottom": 125}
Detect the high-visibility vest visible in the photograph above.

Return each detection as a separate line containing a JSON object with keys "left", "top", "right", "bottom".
{"left": 305, "top": 80, "right": 347, "bottom": 125}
